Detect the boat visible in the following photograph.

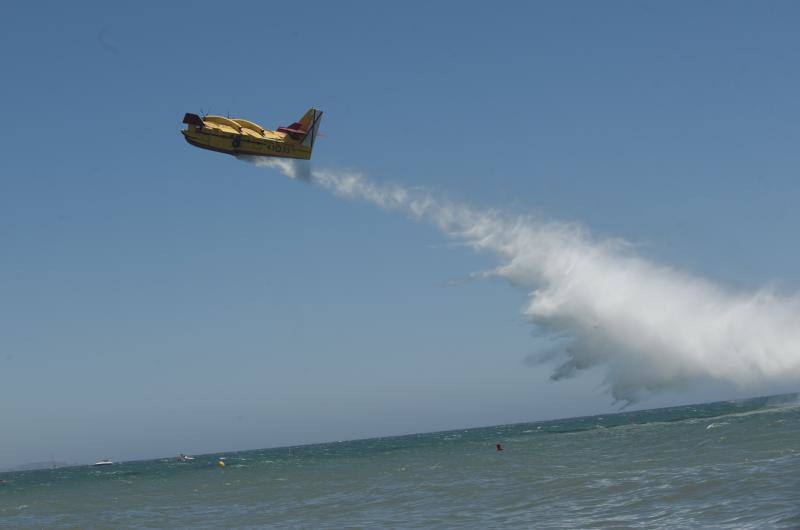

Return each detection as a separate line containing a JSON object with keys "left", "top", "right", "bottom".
{"left": 93, "top": 459, "right": 113, "bottom": 466}
{"left": 176, "top": 454, "right": 195, "bottom": 462}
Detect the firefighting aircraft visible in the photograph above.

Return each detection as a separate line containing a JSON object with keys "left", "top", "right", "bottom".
{"left": 181, "top": 108, "right": 323, "bottom": 160}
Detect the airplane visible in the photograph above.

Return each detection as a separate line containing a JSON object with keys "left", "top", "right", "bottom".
{"left": 181, "top": 108, "right": 323, "bottom": 160}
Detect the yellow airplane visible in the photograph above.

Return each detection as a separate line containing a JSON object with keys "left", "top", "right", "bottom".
{"left": 181, "top": 108, "right": 323, "bottom": 160}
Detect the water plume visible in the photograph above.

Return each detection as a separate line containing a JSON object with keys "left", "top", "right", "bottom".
{"left": 242, "top": 157, "right": 800, "bottom": 404}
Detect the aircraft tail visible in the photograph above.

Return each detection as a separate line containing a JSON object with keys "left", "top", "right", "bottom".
{"left": 278, "top": 108, "right": 323, "bottom": 150}
{"left": 299, "top": 108, "right": 323, "bottom": 149}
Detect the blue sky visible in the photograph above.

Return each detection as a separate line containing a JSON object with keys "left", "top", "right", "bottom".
{"left": 2, "top": 1, "right": 800, "bottom": 467}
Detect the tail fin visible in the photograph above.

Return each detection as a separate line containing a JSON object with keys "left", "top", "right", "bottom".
{"left": 278, "top": 108, "right": 323, "bottom": 149}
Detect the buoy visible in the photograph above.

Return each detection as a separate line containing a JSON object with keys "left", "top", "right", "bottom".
{"left": 496, "top": 443, "right": 504, "bottom": 452}
{"left": 217, "top": 459, "right": 226, "bottom": 468}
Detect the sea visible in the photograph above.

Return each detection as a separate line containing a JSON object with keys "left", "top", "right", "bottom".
{"left": 1, "top": 394, "right": 798, "bottom": 529}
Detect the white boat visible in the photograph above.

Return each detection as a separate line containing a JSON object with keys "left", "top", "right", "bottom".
{"left": 93, "top": 459, "right": 113, "bottom": 466}
{"left": 176, "top": 454, "right": 195, "bottom": 462}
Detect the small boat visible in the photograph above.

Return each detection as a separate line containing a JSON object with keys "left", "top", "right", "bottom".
{"left": 93, "top": 459, "right": 113, "bottom": 466}
{"left": 176, "top": 454, "right": 195, "bottom": 462}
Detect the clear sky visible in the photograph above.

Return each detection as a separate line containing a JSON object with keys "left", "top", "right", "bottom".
{"left": 2, "top": 1, "right": 799, "bottom": 467}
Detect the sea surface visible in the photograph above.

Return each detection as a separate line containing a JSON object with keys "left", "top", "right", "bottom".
{"left": 2, "top": 394, "right": 799, "bottom": 529}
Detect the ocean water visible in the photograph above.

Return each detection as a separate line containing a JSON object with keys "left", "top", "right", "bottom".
{"left": 2, "top": 394, "right": 799, "bottom": 529}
